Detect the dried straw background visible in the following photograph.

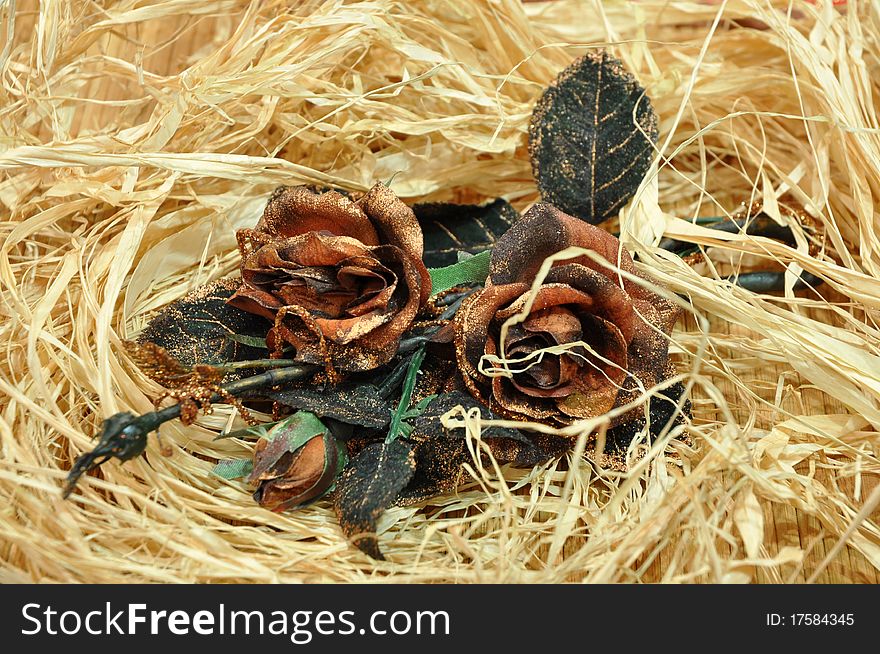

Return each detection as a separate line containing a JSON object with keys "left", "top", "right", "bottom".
{"left": 1, "top": 0, "right": 879, "bottom": 583}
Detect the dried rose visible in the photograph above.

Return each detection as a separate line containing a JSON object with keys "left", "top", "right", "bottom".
{"left": 454, "top": 203, "right": 679, "bottom": 425}
{"left": 228, "top": 183, "right": 431, "bottom": 371}
{"left": 248, "top": 429, "right": 338, "bottom": 512}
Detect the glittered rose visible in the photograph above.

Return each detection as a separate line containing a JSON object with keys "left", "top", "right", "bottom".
{"left": 228, "top": 183, "right": 431, "bottom": 371}
{"left": 248, "top": 430, "right": 337, "bottom": 512}
{"left": 454, "top": 203, "right": 679, "bottom": 425}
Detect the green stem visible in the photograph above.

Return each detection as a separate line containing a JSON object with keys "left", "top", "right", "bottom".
{"left": 385, "top": 347, "right": 426, "bottom": 444}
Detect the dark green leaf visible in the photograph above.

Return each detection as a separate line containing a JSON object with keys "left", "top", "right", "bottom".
{"left": 408, "top": 391, "right": 533, "bottom": 453}
{"left": 266, "top": 384, "right": 392, "bottom": 429}
{"left": 212, "top": 458, "right": 254, "bottom": 480}
{"left": 428, "top": 250, "right": 491, "bottom": 296}
{"left": 395, "top": 437, "right": 468, "bottom": 507}
{"left": 529, "top": 50, "right": 658, "bottom": 224}
{"left": 333, "top": 440, "right": 416, "bottom": 560}
{"left": 412, "top": 199, "right": 519, "bottom": 268}
{"left": 395, "top": 391, "right": 570, "bottom": 506}
{"left": 137, "top": 277, "right": 272, "bottom": 376}
{"left": 605, "top": 381, "right": 691, "bottom": 452}
{"left": 224, "top": 333, "right": 269, "bottom": 348}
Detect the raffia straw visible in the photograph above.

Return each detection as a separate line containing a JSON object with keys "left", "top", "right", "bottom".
{"left": 1, "top": 0, "right": 879, "bottom": 583}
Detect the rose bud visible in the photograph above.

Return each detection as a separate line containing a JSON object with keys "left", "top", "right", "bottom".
{"left": 228, "top": 183, "right": 431, "bottom": 371}
{"left": 454, "top": 203, "right": 680, "bottom": 425}
{"left": 248, "top": 430, "right": 338, "bottom": 512}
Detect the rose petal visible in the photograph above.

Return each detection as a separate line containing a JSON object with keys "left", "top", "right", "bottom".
{"left": 544, "top": 263, "right": 636, "bottom": 342}
{"left": 331, "top": 244, "right": 425, "bottom": 359}
{"left": 496, "top": 283, "right": 594, "bottom": 323}
{"left": 359, "top": 183, "right": 432, "bottom": 307}
{"left": 315, "top": 311, "right": 393, "bottom": 345}
{"left": 335, "top": 258, "right": 397, "bottom": 318}
{"left": 526, "top": 355, "right": 560, "bottom": 387}
{"left": 358, "top": 182, "right": 423, "bottom": 261}
{"left": 508, "top": 350, "right": 581, "bottom": 399}
{"left": 610, "top": 298, "right": 677, "bottom": 425}
{"left": 256, "top": 186, "right": 382, "bottom": 246}
{"left": 280, "top": 245, "right": 426, "bottom": 371}
{"left": 230, "top": 233, "right": 377, "bottom": 320}
{"left": 491, "top": 375, "right": 562, "bottom": 421}
{"left": 488, "top": 203, "right": 648, "bottom": 300}
{"left": 226, "top": 285, "right": 284, "bottom": 320}
{"left": 454, "top": 283, "right": 530, "bottom": 404}
{"left": 523, "top": 306, "right": 582, "bottom": 345}
{"left": 556, "top": 314, "right": 628, "bottom": 419}
{"left": 277, "top": 232, "right": 370, "bottom": 267}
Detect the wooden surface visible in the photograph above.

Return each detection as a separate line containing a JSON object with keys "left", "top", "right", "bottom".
{"left": 73, "top": 13, "right": 879, "bottom": 585}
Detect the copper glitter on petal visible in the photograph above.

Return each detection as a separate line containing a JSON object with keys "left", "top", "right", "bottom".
{"left": 229, "top": 186, "right": 432, "bottom": 372}
{"left": 358, "top": 182, "right": 424, "bottom": 261}
{"left": 453, "top": 283, "right": 530, "bottom": 396}
{"left": 488, "top": 203, "right": 646, "bottom": 300}
{"left": 544, "top": 262, "right": 636, "bottom": 342}
{"left": 452, "top": 207, "right": 681, "bottom": 429}
{"left": 256, "top": 186, "right": 381, "bottom": 246}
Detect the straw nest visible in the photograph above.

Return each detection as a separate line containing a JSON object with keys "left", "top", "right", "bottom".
{"left": 1, "top": 0, "right": 879, "bottom": 583}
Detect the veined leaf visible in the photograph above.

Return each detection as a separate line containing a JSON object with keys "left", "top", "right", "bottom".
{"left": 224, "top": 333, "right": 269, "bottom": 348}
{"left": 413, "top": 199, "right": 518, "bottom": 268}
{"left": 395, "top": 391, "right": 570, "bottom": 507}
{"left": 333, "top": 440, "right": 416, "bottom": 560}
{"left": 266, "top": 384, "right": 392, "bottom": 429}
{"left": 137, "top": 277, "right": 272, "bottom": 379}
{"left": 529, "top": 50, "right": 658, "bottom": 224}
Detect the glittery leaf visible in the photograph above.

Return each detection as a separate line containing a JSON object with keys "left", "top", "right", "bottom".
{"left": 529, "top": 51, "right": 658, "bottom": 224}
{"left": 605, "top": 380, "right": 692, "bottom": 451}
{"left": 395, "top": 391, "right": 570, "bottom": 506}
{"left": 137, "top": 277, "right": 272, "bottom": 377}
{"left": 412, "top": 199, "right": 519, "bottom": 268}
{"left": 212, "top": 458, "right": 254, "bottom": 480}
{"left": 265, "top": 384, "right": 392, "bottom": 429}
{"left": 333, "top": 440, "right": 416, "bottom": 560}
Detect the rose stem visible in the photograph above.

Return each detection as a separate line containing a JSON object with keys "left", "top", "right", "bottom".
{"left": 214, "top": 358, "right": 300, "bottom": 371}
{"left": 655, "top": 215, "right": 824, "bottom": 292}
{"left": 63, "top": 363, "right": 317, "bottom": 497}
{"left": 726, "top": 270, "right": 825, "bottom": 293}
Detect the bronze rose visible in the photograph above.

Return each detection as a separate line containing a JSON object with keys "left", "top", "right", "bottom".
{"left": 454, "top": 203, "right": 679, "bottom": 425}
{"left": 228, "top": 183, "right": 431, "bottom": 371}
{"left": 248, "top": 431, "right": 337, "bottom": 512}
